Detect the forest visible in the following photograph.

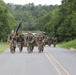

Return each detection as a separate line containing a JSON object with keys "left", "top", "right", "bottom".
{"left": 6, "top": 3, "right": 58, "bottom": 30}
{"left": 0, "top": 0, "right": 76, "bottom": 42}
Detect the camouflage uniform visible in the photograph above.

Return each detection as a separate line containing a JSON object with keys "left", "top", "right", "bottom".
{"left": 7, "top": 31, "right": 17, "bottom": 53}
{"left": 26, "top": 32, "right": 35, "bottom": 53}
{"left": 46, "top": 36, "right": 52, "bottom": 46}
{"left": 51, "top": 37, "right": 57, "bottom": 47}
{"left": 44, "top": 35, "right": 50, "bottom": 46}
{"left": 23, "top": 33, "right": 27, "bottom": 47}
{"left": 36, "top": 32, "right": 45, "bottom": 53}
{"left": 17, "top": 34, "right": 24, "bottom": 52}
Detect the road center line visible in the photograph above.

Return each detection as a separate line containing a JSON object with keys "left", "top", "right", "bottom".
{"left": 44, "top": 51, "right": 62, "bottom": 75}
{"left": 45, "top": 51, "right": 70, "bottom": 75}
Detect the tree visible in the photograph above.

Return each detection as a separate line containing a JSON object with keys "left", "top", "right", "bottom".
{"left": 7, "top": 3, "right": 58, "bottom": 31}
{"left": 38, "top": 0, "right": 76, "bottom": 42}
{"left": 0, "top": 0, "right": 17, "bottom": 41}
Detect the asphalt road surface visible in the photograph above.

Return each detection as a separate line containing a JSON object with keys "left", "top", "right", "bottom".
{"left": 0, "top": 45, "right": 76, "bottom": 75}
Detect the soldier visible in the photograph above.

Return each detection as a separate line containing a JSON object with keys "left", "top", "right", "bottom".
{"left": 7, "top": 30, "right": 17, "bottom": 53}
{"left": 26, "top": 32, "right": 35, "bottom": 53}
{"left": 43, "top": 35, "right": 49, "bottom": 46}
{"left": 46, "top": 36, "right": 52, "bottom": 46}
{"left": 17, "top": 34, "right": 25, "bottom": 52}
{"left": 51, "top": 37, "right": 57, "bottom": 47}
{"left": 33, "top": 33, "right": 37, "bottom": 46}
{"left": 7, "top": 30, "right": 15, "bottom": 42}
{"left": 36, "top": 32, "right": 45, "bottom": 53}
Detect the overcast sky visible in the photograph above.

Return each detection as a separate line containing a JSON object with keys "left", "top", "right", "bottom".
{"left": 3, "top": 0, "right": 62, "bottom": 5}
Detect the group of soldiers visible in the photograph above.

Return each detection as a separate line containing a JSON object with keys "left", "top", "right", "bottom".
{"left": 7, "top": 30, "right": 57, "bottom": 54}
{"left": 7, "top": 30, "right": 24, "bottom": 53}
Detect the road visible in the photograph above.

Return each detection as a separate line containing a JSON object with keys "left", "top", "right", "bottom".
{"left": 0, "top": 45, "right": 76, "bottom": 75}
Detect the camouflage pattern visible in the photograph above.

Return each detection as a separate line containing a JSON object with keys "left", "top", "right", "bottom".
{"left": 26, "top": 32, "right": 35, "bottom": 53}
{"left": 23, "top": 33, "right": 28, "bottom": 47}
{"left": 51, "top": 37, "right": 57, "bottom": 47}
{"left": 17, "top": 34, "right": 25, "bottom": 52}
{"left": 7, "top": 32, "right": 17, "bottom": 54}
{"left": 46, "top": 36, "right": 57, "bottom": 47}
{"left": 36, "top": 32, "right": 45, "bottom": 53}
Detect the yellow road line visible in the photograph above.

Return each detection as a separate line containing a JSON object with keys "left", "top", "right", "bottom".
{"left": 44, "top": 52, "right": 62, "bottom": 75}
{"left": 45, "top": 51, "right": 70, "bottom": 75}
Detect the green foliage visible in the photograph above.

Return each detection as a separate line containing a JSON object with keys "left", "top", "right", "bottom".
{"left": 39, "top": 0, "right": 76, "bottom": 42}
{"left": 1, "top": 0, "right": 76, "bottom": 44}
{"left": 58, "top": 39, "right": 76, "bottom": 49}
{"left": 7, "top": 3, "right": 58, "bottom": 31}
{"left": 0, "top": 0, "right": 17, "bottom": 41}
{"left": 0, "top": 2, "right": 59, "bottom": 42}
{"left": 39, "top": 8, "right": 60, "bottom": 36}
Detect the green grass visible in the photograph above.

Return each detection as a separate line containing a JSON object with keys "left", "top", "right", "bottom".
{"left": 58, "top": 39, "right": 76, "bottom": 49}
{"left": 0, "top": 42, "right": 9, "bottom": 53}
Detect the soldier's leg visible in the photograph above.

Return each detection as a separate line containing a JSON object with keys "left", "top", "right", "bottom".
{"left": 21, "top": 43, "right": 24, "bottom": 50}
{"left": 13, "top": 47, "right": 15, "bottom": 53}
{"left": 9, "top": 43, "right": 12, "bottom": 53}
{"left": 48, "top": 41, "right": 51, "bottom": 46}
{"left": 18, "top": 43, "right": 21, "bottom": 52}
{"left": 19, "top": 43, "right": 23, "bottom": 52}
{"left": 41, "top": 45, "right": 44, "bottom": 52}
{"left": 28, "top": 47, "right": 31, "bottom": 53}
{"left": 20, "top": 44, "right": 23, "bottom": 52}
{"left": 27, "top": 44, "right": 31, "bottom": 53}
{"left": 10, "top": 45, "right": 14, "bottom": 54}
{"left": 11, "top": 46, "right": 15, "bottom": 54}
{"left": 31, "top": 44, "right": 34, "bottom": 52}
{"left": 37, "top": 43, "right": 41, "bottom": 53}
{"left": 54, "top": 42, "right": 56, "bottom": 47}
{"left": 10, "top": 46, "right": 12, "bottom": 53}
{"left": 29, "top": 45, "right": 33, "bottom": 53}
{"left": 21, "top": 44, "right": 24, "bottom": 52}
{"left": 37, "top": 44, "right": 40, "bottom": 52}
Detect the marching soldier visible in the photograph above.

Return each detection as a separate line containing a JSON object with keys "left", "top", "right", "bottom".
{"left": 46, "top": 36, "right": 52, "bottom": 46}
{"left": 17, "top": 34, "right": 25, "bottom": 52}
{"left": 26, "top": 32, "right": 35, "bottom": 53}
{"left": 36, "top": 32, "right": 45, "bottom": 53}
{"left": 7, "top": 30, "right": 17, "bottom": 54}
{"left": 51, "top": 37, "right": 57, "bottom": 47}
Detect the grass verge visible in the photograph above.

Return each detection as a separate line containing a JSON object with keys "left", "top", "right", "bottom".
{"left": 0, "top": 42, "right": 9, "bottom": 53}
{"left": 58, "top": 40, "right": 76, "bottom": 50}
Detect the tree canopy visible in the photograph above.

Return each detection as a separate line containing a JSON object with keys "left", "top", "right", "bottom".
{"left": 39, "top": 0, "right": 76, "bottom": 42}
{"left": 1, "top": 0, "right": 76, "bottom": 42}
{"left": 0, "top": 0, "right": 17, "bottom": 41}
{"left": 7, "top": 3, "right": 58, "bottom": 31}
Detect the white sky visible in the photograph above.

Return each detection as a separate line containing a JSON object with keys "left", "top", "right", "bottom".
{"left": 3, "top": 0, "right": 62, "bottom": 5}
